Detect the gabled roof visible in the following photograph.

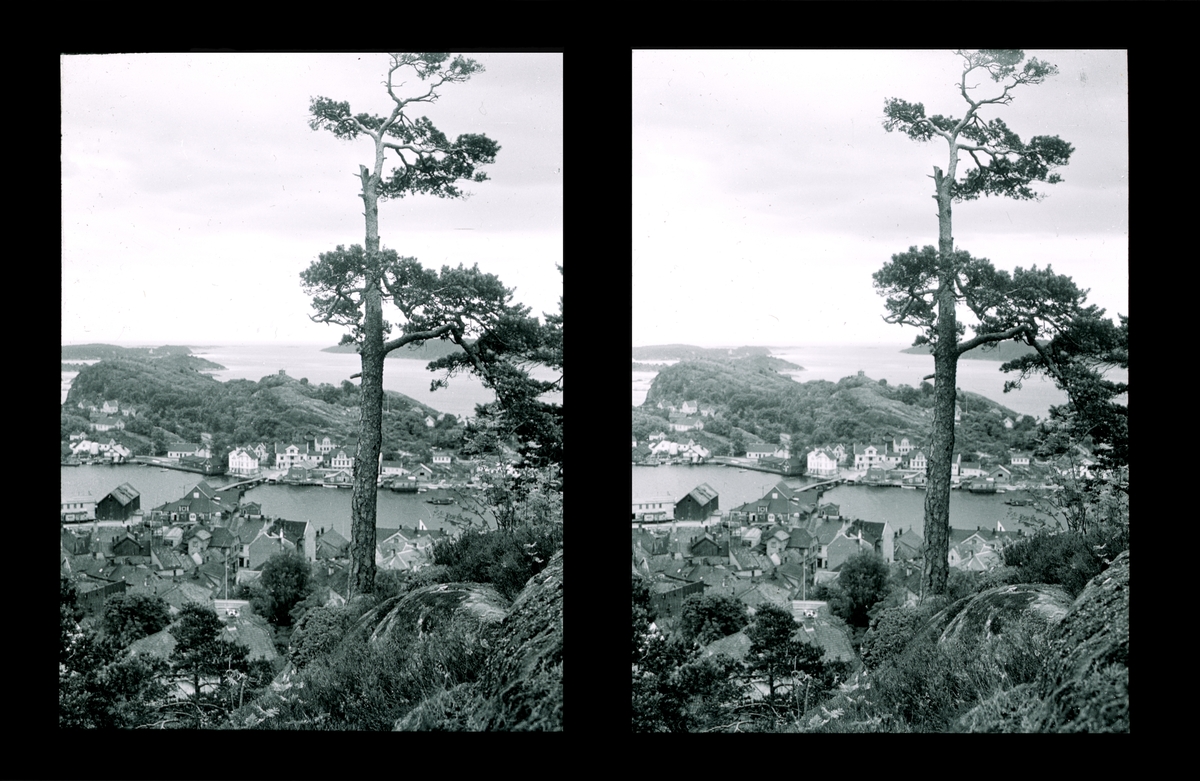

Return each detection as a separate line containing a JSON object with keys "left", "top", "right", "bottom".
{"left": 787, "top": 528, "right": 815, "bottom": 549}
{"left": 685, "top": 482, "right": 719, "bottom": 506}
{"left": 106, "top": 482, "right": 140, "bottom": 506}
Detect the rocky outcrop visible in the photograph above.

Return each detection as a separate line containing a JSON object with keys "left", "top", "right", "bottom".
{"left": 1027, "top": 550, "right": 1129, "bottom": 732}
{"left": 937, "top": 584, "right": 1073, "bottom": 646}
{"left": 358, "top": 582, "right": 509, "bottom": 650}
{"left": 475, "top": 549, "right": 563, "bottom": 730}
{"left": 395, "top": 549, "right": 563, "bottom": 731}
{"left": 953, "top": 551, "right": 1129, "bottom": 732}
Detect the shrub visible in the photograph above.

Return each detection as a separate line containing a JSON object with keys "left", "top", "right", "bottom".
{"left": 432, "top": 523, "right": 562, "bottom": 601}
{"left": 1002, "top": 531, "right": 1102, "bottom": 598}
{"left": 289, "top": 606, "right": 353, "bottom": 669}
{"left": 860, "top": 606, "right": 929, "bottom": 672}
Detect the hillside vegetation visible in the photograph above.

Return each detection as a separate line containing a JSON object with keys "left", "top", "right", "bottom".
{"left": 63, "top": 355, "right": 462, "bottom": 460}
{"left": 638, "top": 356, "right": 1038, "bottom": 458}
{"left": 62, "top": 343, "right": 225, "bottom": 370}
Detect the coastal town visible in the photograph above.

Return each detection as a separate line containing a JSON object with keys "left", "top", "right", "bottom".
{"left": 61, "top": 394, "right": 503, "bottom": 698}
{"left": 632, "top": 399, "right": 1105, "bottom": 666}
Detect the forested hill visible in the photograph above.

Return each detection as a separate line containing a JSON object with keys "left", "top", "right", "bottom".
{"left": 62, "top": 343, "right": 225, "bottom": 370}
{"left": 901, "top": 340, "right": 1043, "bottom": 362}
{"left": 633, "top": 344, "right": 803, "bottom": 371}
{"left": 62, "top": 357, "right": 457, "bottom": 459}
{"left": 636, "top": 357, "right": 1037, "bottom": 459}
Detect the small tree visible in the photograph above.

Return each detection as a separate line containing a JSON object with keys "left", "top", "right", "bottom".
{"left": 825, "top": 552, "right": 892, "bottom": 628}
{"left": 744, "top": 604, "right": 824, "bottom": 702}
{"left": 100, "top": 592, "right": 171, "bottom": 649}
{"left": 680, "top": 593, "right": 749, "bottom": 647}
{"left": 251, "top": 552, "right": 313, "bottom": 627}
{"left": 170, "top": 603, "right": 250, "bottom": 727}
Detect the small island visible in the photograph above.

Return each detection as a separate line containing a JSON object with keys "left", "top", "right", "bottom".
{"left": 322, "top": 340, "right": 467, "bottom": 361}
{"left": 61, "top": 344, "right": 225, "bottom": 371}
{"left": 633, "top": 344, "right": 804, "bottom": 371}
{"left": 900, "top": 341, "right": 1042, "bottom": 362}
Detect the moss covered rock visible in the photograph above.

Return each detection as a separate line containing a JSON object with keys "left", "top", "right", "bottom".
{"left": 1028, "top": 549, "right": 1128, "bottom": 732}
{"left": 394, "top": 550, "right": 563, "bottom": 731}
{"left": 473, "top": 549, "right": 563, "bottom": 730}
{"left": 363, "top": 582, "right": 509, "bottom": 650}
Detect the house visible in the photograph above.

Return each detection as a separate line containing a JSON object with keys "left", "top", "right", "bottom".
{"left": 1010, "top": 452, "right": 1031, "bottom": 466}
{"left": 90, "top": 416, "right": 126, "bottom": 432}
{"left": 680, "top": 400, "right": 699, "bottom": 415}
{"left": 316, "top": 528, "right": 351, "bottom": 560}
{"left": 151, "top": 546, "right": 189, "bottom": 577}
{"left": 425, "top": 415, "right": 436, "bottom": 428}
{"left": 824, "top": 526, "right": 877, "bottom": 571}
{"left": 328, "top": 448, "right": 355, "bottom": 470}
{"left": 111, "top": 533, "right": 147, "bottom": 559}
{"left": 745, "top": 443, "right": 785, "bottom": 461}
{"left": 431, "top": 450, "right": 453, "bottom": 465}
{"left": 675, "top": 483, "right": 719, "bottom": 521}
{"left": 151, "top": 481, "right": 225, "bottom": 524}
{"left": 853, "top": 442, "right": 894, "bottom": 471}
{"left": 207, "top": 527, "right": 239, "bottom": 565}
{"left": 892, "top": 436, "right": 915, "bottom": 455}
{"left": 633, "top": 496, "right": 675, "bottom": 523}
{"left": 274, "top": 518, "right": 315, "bottom": 562}
{"left": 761, "top": 526, "right": 792, "bottom": 562}
{"left": 1003, "top": 417, "right": 1015, "bottom": 429}
{"left": 61, "top": 529, "right": 93, "bottom": 556}
{"left": 649, "top": 577, "right": 705, "bottom": 618}
{"left": 906, "top": 450, "right": 927, "bottom": 472}
{"left": 275, "top": 442, "right": 312, "bottom": 469}
{"left": 102, "top": 400, "right": 120, "bottom": 415}
{"left": 807, "top": 448, "right": 840, "bottom": 477}
{"left": 669, "top": 414, "right": 704, "bottom": 433}
{"left": 158, "top": 581, "right": 214, "bottom": 615}
{"left": 784, "top": 528, "right": 816, "bottom": 567}
{"left": 185, "top": 527, "right": 213, "bottom": 560}
{"left": 167, "top": 443, "right": 206, "bottom": 459}
{"left": 735, "top": 581, "right": 794, "bottom": 613}
{"left": 960, "top": 460, "right": 985, "bottom": 478}
{"left": 228, "top": 448, "right": 260, "bottom": 476}
{"left": 61, "top": 495, "right": 97, "bottom": 523}
{"left": 245, "top": 526, "right": 296, "bottom": 569}
{"left": 180, "top": 455, "right": 224, "bottom": 475}
{"left": 988, "top": 465, "right": 1013, "bottom": 484}
{"left": 688, "top": 535, "right": 724, "bottom": 559}
{"left": 72, "top": 574, "right": 129, "bottom": 614}
{"left": 729, "top": 549, "right": 773, "bottom": 578}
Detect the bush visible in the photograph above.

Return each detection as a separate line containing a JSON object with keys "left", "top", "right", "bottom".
{"left": 432, "top": 523, "right": 562, "bottom": 601}
{"left": 1001, "top": 531, "right": 1103, "bottom": 598}
{"left": 860, "top": 605, "right": 930, "bottom": 672}
{"left": 289, "top": 606, "right": 354, "bottom": 669}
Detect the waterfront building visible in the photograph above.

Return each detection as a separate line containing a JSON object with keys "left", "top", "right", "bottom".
{"left": 96, "top": 482, "right": 140, "bottom": 521}
{"left": 633, "top": 496, "right": 675, "bottom": 522}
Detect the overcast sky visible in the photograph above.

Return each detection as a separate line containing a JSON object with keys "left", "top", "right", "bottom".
{"left": 63, "top": 52, "right": 562, "bottom": 345}
{"left": 633, "top": 50, "right": 1127, "bottom": 348}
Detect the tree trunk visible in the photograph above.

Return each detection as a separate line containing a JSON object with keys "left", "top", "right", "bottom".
{"left": 348, "top": 164, "right": 383, "bottom": 600}
{"left": 923, "top": 164, "right": 958, "bottom": 598}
